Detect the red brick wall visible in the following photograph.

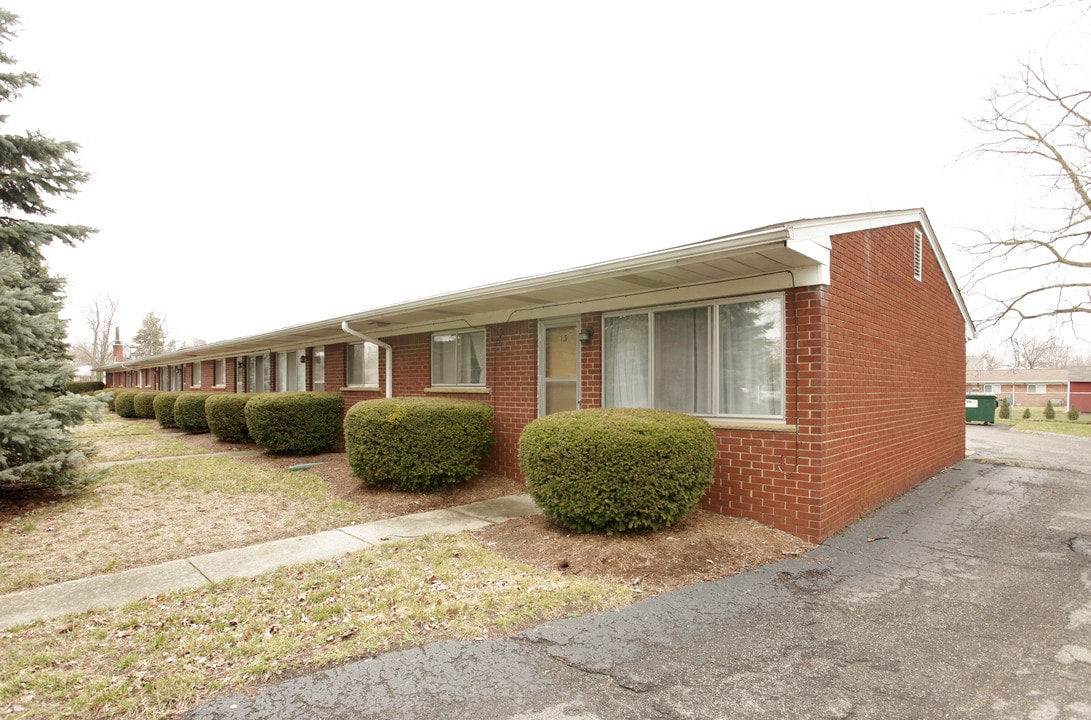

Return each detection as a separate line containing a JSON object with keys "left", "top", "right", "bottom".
{"left": 699, "top": 288, "right": 825, "bottom": 541}
{"left": 579, "top": 313, "right": 602, "bottom": 410}
{"left": 815, "top": 223, "right": 966, "bottom": 539}
{"left": 104, "top": 221, "right": 966, "bottom": 545}
{"left": 333, "top": 324, "right": 538, "bottom": 480}
{"left": 1071, "top": 383, "right": 1091, "bottom": 412}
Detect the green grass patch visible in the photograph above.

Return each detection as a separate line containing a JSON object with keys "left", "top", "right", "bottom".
{"left": 0, "top": 456, "right": 371, "bottom": 594}
{"left": 993, "top": 405, "right": 1091, "bottom": 438}
{"left": 1008, "top": 420, "right": 1091, "bottom": 438}
{"left": 73, "top": 415, "right": 209, "bottom": 462}
{"left": 0, "top": 534, "right": 632, "bottom": 719}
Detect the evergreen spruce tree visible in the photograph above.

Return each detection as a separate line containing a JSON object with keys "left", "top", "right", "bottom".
{"left": 0, "top": 9, "right": 101, "bottom": 493}
{"left": 1044, "top": 400, "right": 1056, "bottom": 420}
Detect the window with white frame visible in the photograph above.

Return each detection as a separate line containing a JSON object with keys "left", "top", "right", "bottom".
{"left": 347, "top": 342, "right": 379, "bottom": 387}
{"left": 191, "top": 361, "right": 202, "bottom": 387}
{"left": 276, "top": 349, "right": 308, "bottom": 392}
{"left": 604, "top": 294, "right": 785, "bottom": 418}
{"left": 1026, "top": 383, "right": 1046, "bottom": 394}
{"left": 982, "top": 383, "right": 1002, "bottom": 394}
{"left": 431, "top": 329, "right": 485, "bottom": 386}
{"left": 213, "top": 359, "right": 226, "bottom": 387}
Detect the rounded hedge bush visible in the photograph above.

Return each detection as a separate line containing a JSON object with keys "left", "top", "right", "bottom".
{"left": 152, "top": 392, "right": 182, "bottom": 429}
{"left": 206, "top": 393, "right": 253, "bottom": 443}
{"left": 133, "top": 391, "right": 159, "bottom": 419}
{"left": 94, "top": 388, "right": 119, "bottom": 411}
{"left": 344, "top": 397, "right": 494, "bottom": 492}
{"left": 67, "top": 380, "right": 105, "bottom": 394}
{"left": 519, "top": 408, "right": 716, "bottom": 533}
{"left": 174, "top": 393, "right": 212, "bottom": 433}
{"left": 113, "top": 389, "right": 139, "bottom": 418}
{"left": 244, "top": 392, "right": 345, "bottom": 455}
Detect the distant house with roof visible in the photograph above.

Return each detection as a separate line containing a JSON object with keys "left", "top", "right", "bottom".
{"left": 96, "top": 209, "right": 973, "bottom": 543}
{"left": 966, "top": 368, "right": 1091, "bottom": 411}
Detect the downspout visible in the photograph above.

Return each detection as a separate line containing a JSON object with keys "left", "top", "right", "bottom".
{"left": 342, "top": 321, "right": 393, "bottom": 398}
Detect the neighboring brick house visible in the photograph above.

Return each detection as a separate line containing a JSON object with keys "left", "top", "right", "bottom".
{"left": 967, "top": 368, "right": 1091, "bottom": 411}
{"left": 97, "top": 208, "right": 973, "bottom": 543}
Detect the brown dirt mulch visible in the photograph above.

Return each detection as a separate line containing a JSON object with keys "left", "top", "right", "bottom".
{"left": 167, "top": 429, "right": 811, "bottom": 595}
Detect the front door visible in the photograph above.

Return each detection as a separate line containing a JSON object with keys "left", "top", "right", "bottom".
{"left": 540, "top": 320, "right": 579, "bottom": 416}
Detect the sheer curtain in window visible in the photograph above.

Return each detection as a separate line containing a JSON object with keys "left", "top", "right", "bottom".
{"left": 655, "top": 307, "right": 710, "bottom": 413}
{"left": 461, "top": 331, "right": 485, "bottom": 384}
{"left": 719, "top": 298, "right": 783, "bottom": 416}
{"left": 604, "top": 314, "right": 650, "bottom": 407}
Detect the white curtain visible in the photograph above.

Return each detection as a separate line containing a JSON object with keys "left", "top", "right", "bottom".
{"left": 604, "top": 314, "right": 650, "bottom": 407}
{"left": 462, "top": 331, "right": 485, "bottom": 384}
{"left": 719, "top": 298, "right": 782, "bottom": 416}
{"left": 654, "top": 308, "right": 709, "bottom": 413}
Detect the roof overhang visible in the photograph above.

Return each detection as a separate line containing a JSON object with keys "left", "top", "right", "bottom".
{"left": 96, "top": 209, "right": 974, "bottom": 370}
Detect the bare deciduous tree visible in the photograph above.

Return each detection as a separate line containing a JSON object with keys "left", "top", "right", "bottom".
{"left": 965, "top": 60, "right": 1091, "bottom": 334}
{"left": 71, "top": 294, "right": 119, "bottom": 379}
{"left": 1009, "top": 332, "right": 1074, "bottom": 369}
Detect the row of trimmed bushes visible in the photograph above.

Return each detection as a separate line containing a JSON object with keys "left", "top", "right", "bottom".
{"left": 110, "top": 389, "right": 345, "bottom": 454}
{"left": 107, "top": 387, "right": 717, "bottom": 534}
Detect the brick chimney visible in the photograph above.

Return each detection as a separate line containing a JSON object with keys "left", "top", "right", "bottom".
{"left": 112, "top": 327, "right": 124, "bottom": 363}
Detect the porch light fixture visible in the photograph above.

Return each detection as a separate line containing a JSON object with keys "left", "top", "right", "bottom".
{"left": 299, "top": 354, "right": 308, "bottom": 364}
{"left": 577, "top": 328, "right": 594, "bottom": 343}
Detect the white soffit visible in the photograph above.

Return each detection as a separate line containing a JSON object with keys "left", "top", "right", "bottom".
{"left": 101, "top": 209, "right": 974, "bottom": 368}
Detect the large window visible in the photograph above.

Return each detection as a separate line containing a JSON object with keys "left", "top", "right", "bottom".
{"left": 191, "top": 361, "right": 202, "bottom": 388}
{"left": 1027, "top": 383, "right": 1046, "bottom": 394}
{"left": 276, "top": 349, "right": 308, "bottom": 392}
{"left": 213, "top": 359, "right": 226, "bottom": 387}
{"left": 347, "top": 342, "right": 379, "bottom": 387}
{"left": 431, "top": 329, "right": 485, "bottom": 386}
{"left": 604, "top": 295, "right": 784, "bottom": 418}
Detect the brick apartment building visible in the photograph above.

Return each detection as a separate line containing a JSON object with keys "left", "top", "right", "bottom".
{"left": 966, "top": 368, "right": 1091, "bottom": 412}
{"left": 98, "top": 209, "right": 974, "bottom": 543}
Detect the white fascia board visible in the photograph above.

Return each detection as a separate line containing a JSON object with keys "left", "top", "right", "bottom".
{"left": 785, "top": 208, "right": 976, "bottom": 339}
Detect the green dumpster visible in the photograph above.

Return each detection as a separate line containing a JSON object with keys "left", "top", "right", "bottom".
{"left": 965, "top": 394, "right": 998, "bottom": 424}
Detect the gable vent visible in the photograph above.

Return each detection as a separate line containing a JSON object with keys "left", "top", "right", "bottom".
{"left": 913, "top": 228, "right": 923, "bottom": 281}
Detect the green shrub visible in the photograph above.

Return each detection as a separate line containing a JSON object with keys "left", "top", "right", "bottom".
{"left": 67, "top": 380, "right": 105, "bottom": 394}
{"left": 133, "top": 391, "right": 159, "bottom": 419}
{"left": 113, "top": 390, "right": 139, "bottom": 418}
{"left": 205, "top": 393, "right": 253, "bottom": 443}
{"left": 1044, "top": 400, "right": 1056, "bottom": 420}
{"left": 244, "top": 392, "right": 345, "bottom": 455}
{"left": 93, "top": 388, "right": 118, "bottom": 411}
{"left": 1068, "top": 407, "right": 1081, "bottom": 421}
{"left": 344, "top": 397, "right": 495, "bottom": 492}
{"left": 174, "top": 393, "right": 212, "bottom": 433}
{"left": 152, "top": 392, "right": 181, "bottom": 429}
{"left": 1022, "top": 407, "right": 1032, "bottom": 419}
{"left": 999, "top": 397, "right": 1010, "bottom": 419}
{"left": 519, "top": 408, "right": 716, "bottom": 533}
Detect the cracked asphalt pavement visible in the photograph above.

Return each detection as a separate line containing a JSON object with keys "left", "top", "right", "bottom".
{"left": 184, "top": 424, "right": 1091, "bottom": 719}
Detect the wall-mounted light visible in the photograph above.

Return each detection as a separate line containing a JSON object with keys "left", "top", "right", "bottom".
{"left": 299, "top": 354, "right": 308, "bottom": 364}
{"left": 577, "top": 328, "right": 594, "bottom": 343}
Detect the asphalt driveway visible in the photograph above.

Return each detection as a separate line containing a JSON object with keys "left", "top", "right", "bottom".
{"left": 185, "top": 424, "right": 1091, "bottom": 719}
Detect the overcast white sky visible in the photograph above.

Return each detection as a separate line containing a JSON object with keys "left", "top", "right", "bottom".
{"left": 3, "top": 0, "right": 1087, "bottom": 357}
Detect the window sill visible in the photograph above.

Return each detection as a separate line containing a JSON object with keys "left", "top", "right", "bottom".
{"left": 704, "top": 418, "right": 796, "bottom": 433}
{"left": 425, "top": 386, "right": 491, "bottom": 395}
{"left": 341, "top": 386, "right": 381, "bottom": 392}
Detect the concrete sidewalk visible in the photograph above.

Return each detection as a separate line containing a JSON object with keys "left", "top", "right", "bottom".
{"left": 0, "top": 493, "right": 540, "bottom": 630}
